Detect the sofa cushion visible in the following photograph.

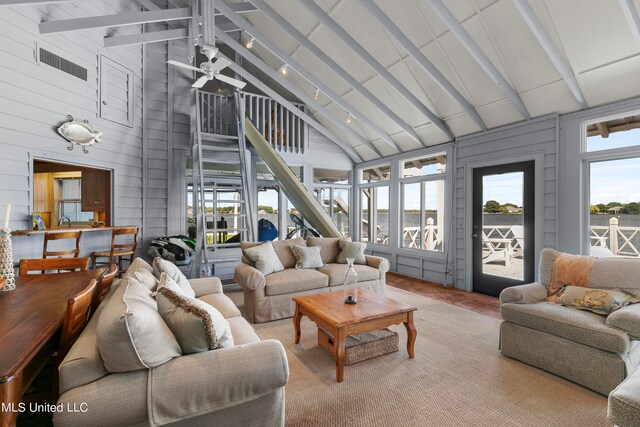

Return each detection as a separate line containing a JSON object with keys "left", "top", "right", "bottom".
{"left": 265, "top": 268, "right": 328, "bottom": 296}
{"left": 590, "top": 257, "right": 640, "bottom": 290}
{"left": 307, "top": 236, "right": 342, "bottom": 264}
{"left": 337, "top": 239, "right": 366, "bottom": 264}
{"left": 501, "top": 302, "right": 630, "bottom": 354}
{"left": 153, "top": 257, "right": 195, "bottom": 298}
{"left": 608, "top": 367, "right": 640, "bottom": 427}
{"left": 124, "top": 258, "right": 158, "bottom": 290}
{"left": 197, "top": 293, "right": 242, "bottom": 319}
{"left": 97, "top": 276, "right": 182, "bottom": 373}
{"left": 292, "top": 245, "right": 324, "bottom": 269}
{"left": 156, "top": 274, "right": 233, "bottom": 355}
{"left": 318, "top": 263, "right": 381, "bottom": 287}
{"left": 243, "top": 241, "right": 285, "bottom": 275}
{"left": 538, "top": 248, "right": 559, "bottom": 289}
{"left": 241, "top": 237, "right": 305, "bottom": 269}
{"left": 227, "top": 316, "right": 262, "bottom": 345}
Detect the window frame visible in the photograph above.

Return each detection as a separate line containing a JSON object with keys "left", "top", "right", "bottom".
{"left": 581, "top": 111, "right": 640, "bottom": 255}
{"left": 398, "top": 153, "right": 447, "bottom": 254}
{"left": 313, "top": 168, "right": 352, "bottom": 238}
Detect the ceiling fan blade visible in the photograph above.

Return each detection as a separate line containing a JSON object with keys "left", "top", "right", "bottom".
{"left": 210, "top": 57, "right": 231, "bottom": 73}
{"left": 168, "top": 60, "right": 203, "bottom": 73}
{"left": 192, "top": 75, "right": 209, "bottom": 88}
{"left": 215, "top": 74, "right": 246, "bottom": 89}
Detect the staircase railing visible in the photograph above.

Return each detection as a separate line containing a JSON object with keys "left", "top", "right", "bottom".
{"left": 198, "top": 91, "right": 307, "bottom": 154}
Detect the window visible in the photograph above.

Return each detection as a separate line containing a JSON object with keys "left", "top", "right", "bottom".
{"left": 400, "top": 155, "right": 446, "bottom": 252}
{"left": 361, "top": 165, "right": 390, "bottom": 183}
{"left": 258, "top": 186, "right": 279, "bottom": 241}
{"left": 313, "top": 168, "right": 351, "bottom": 237}
{"left": 57, "top": 178, "right": 94, "bottom": 223}
{"left": 360, "top": 186, "right": 389, "bottom": 244}
{"left": 100, "top": 55, "right": 135, "bottom": 127}
{"left": 585, "top": 113, "right": 640, "bottom": 257}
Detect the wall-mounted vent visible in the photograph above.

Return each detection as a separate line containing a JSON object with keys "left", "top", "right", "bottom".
{"left": 39, "top": 48, "right": 87, "bottom": 81}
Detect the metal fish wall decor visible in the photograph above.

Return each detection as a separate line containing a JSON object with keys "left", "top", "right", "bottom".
{"left": 57, "top": 115, "right": 103, "bottom": 154}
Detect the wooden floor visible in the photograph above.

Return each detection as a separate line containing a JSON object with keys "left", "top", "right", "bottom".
{"left": 387, "top": 272, "right": 501, "bottom": 319}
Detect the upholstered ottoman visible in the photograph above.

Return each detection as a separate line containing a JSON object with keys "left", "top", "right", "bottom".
{"left": 608, "top": 368, "right": 640, "bottom": 427}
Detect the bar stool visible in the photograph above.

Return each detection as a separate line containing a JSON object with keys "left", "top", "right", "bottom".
{"left": 91, "top": 226, "right": 139, "bottom": 275}
{"left": 43, "top": 230, "right": 83, "bottom": 258}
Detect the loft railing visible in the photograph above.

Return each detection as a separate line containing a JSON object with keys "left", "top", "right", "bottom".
{"left": 198, "top": 91, "right": 307, "bottom": 154}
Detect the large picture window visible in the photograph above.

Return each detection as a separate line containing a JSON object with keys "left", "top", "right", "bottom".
{"left": 400, "top": 155, "right": 445, "bottom": 252}
{"left": 586, "top": 114, "right": 640, "bottom": 257}
{"left": 360, "top": 186, "right": 389, "bottom": 244}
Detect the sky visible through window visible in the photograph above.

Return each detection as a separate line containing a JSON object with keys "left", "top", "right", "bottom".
{"left": 482, "top": 172, "right": 523, "bottom": 207}
{"left": 588, "top": 128, "right": 640, "bottom": 204}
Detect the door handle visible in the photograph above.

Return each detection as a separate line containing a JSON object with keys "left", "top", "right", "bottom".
{"left": 472, "top": 225, "right": 479, "bottom": 238}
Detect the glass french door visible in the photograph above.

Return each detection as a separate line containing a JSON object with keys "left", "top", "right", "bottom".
{"left": 472, "top": 161, "right": 535, "bottom": 297}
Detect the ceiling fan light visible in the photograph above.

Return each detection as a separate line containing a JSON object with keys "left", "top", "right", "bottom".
{"left": 245, "top": 35, "right": 255, "bottom": 49}
{"left": 278, "top": 64, "right": 288, "bottom": 76}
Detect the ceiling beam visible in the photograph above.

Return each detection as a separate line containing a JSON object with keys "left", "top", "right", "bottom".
{"left": 619, "top": 0, "right": 640, "bottom": 46}
{"left": 216, "top": 28, "right": 380, "bottom": 157}
{"left": 221, "top": 55, "right": 362, "bottom": 162}
{"left": 301, "top": 0, "right": 453, "bottom": 141}
{"left": 0, "top": 0, "right": 74, "bottom": 4}
{"left": 215, "top": 0, "right": 396, "bottom": 153}
{"left": 251, "top": 0, "right": 421, "bottom": 148}
{"left": 39, "top": 7, "right": 191, "bottom": 34}
{"left": 427, "top": 0, "right": 530, "bottom": 120}
{"left": 104, "top": 28, "right": 188, "bottom": 47}
{"left": 358, "top": 0, "right": 487, "bottom": 131}
{"left": 512, "top": 0, "right": 588, "bottom": 109}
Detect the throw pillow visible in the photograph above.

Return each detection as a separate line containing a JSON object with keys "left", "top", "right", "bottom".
{"left": 556, "top": 286, "right": 629, "bottom": 315}
{"left": 124, "top": 258, "right": 158, "bottom": 291}
{"left": 153, "top": 257, "right": 195, "bottom": 298}
{"left": 243, "top": 241, "right": 285, "bottom": 275}
{"left": 291, "top": 245, "right": 324, "bottom": 269}
{"left": 547, "top": 253, "right": 597, "bottom": 298}
{"left": 156, "top": 273, "right": 234, "bottom": 354}
{"left": 337, "top": 239, "right": 367, "bottom": 264}
{"left": 96, "top": 276, "right": 182, "bottom": 373}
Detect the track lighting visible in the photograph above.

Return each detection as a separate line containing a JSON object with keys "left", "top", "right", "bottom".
{"left": 313, "top": 88, "right": 320, "bottom": 100}
{"left": 245, "top": 35, "right": 255, "bottom": 49}
{"left": 346, "top": 113, "right": 352, "bottom": 124}
{"left": 278, "top": 63, "right": 288, "bottom": 76}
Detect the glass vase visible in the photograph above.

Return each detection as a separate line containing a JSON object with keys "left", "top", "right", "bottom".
{"left": 343, "top": 258, "right": 358, "bottom": 304}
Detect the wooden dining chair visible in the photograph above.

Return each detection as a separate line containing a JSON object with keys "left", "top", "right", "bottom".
{"left": 91, "top": 226, "right": 138, "bottom": 275}
{"left": 57, "top": 279, "right": 97, "bottom": 366}
{"left": 90, "top": 263, "right": 118, "bottom": 316}
{"left": 43, "top": 230, "right": 83, "bottom": 258}
{"left": 19, "top": 257, "right": 90, "bottom": 276}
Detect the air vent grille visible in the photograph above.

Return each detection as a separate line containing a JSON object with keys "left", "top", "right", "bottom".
{"left": 39, "top": 48, "right": 87, "bottom": 81}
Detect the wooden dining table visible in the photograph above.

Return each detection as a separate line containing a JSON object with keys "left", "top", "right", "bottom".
{"left": 0, "top": 269, "right": 105, "bottom": 427}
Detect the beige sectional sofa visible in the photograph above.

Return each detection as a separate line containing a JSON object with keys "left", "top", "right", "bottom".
{"left": 500, "top": 248, "right": 640, "bottom": 395}
{"left": 54, "top": 272, "right": 289, "bottom": 427}
{"left": 235, "top": 237, "right": 390, "bottom": 323}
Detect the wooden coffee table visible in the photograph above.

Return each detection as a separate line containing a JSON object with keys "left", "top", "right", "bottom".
{"left": 293, "top": 289, "right": 417, "bottom": 383}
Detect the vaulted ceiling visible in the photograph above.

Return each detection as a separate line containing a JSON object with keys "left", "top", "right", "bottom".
{"left": 13, "top": 0, "right": 640, "bottom": 162}
{"left": 230, "top": 0, "right": 640, "bottom": 161}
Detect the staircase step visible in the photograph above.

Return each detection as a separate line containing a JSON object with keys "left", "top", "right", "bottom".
{"left": 201, "top": 133, "right": 238, "bottom": 142}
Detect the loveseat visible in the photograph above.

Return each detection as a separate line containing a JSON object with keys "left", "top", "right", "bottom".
{"left": 499, "top": 248, "right": 640, "bottom": 395}
{"left": 234, "top": 237, "right": 390, "bottom": 323}
{"left": 54, "top": 262, "right": 289, "bottom": 427}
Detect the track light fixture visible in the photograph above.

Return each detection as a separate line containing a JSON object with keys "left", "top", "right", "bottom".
{"left": 313, "top": 88, "right": 320, "bottom": 100}
{"left": 278, "top": 63, "right": 288, "bottom": 76}
{"left": 346, "top": 113, "right": 352, "bottom": 124}
{"left": 245, "top": 35, "right": 255, "bottom": 49}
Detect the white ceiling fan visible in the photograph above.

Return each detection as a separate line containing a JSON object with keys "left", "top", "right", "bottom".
{"left": 168, "top": 45, "right": 246, "bottom": 90}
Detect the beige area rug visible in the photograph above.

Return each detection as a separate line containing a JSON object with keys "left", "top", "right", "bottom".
{"left": 226, "top": 288, "right": 610, "bottom": 427}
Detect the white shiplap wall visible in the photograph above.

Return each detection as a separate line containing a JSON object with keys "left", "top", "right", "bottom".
{"left": 454, "top": 116, "right": 558, "bottom": 291}
{"left": 0, "top": 1, "right": 144, "bottom": 259}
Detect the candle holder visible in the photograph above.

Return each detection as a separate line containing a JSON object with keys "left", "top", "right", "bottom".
{"left": 0, "top": 229, "right": 15, "bottom": 292}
